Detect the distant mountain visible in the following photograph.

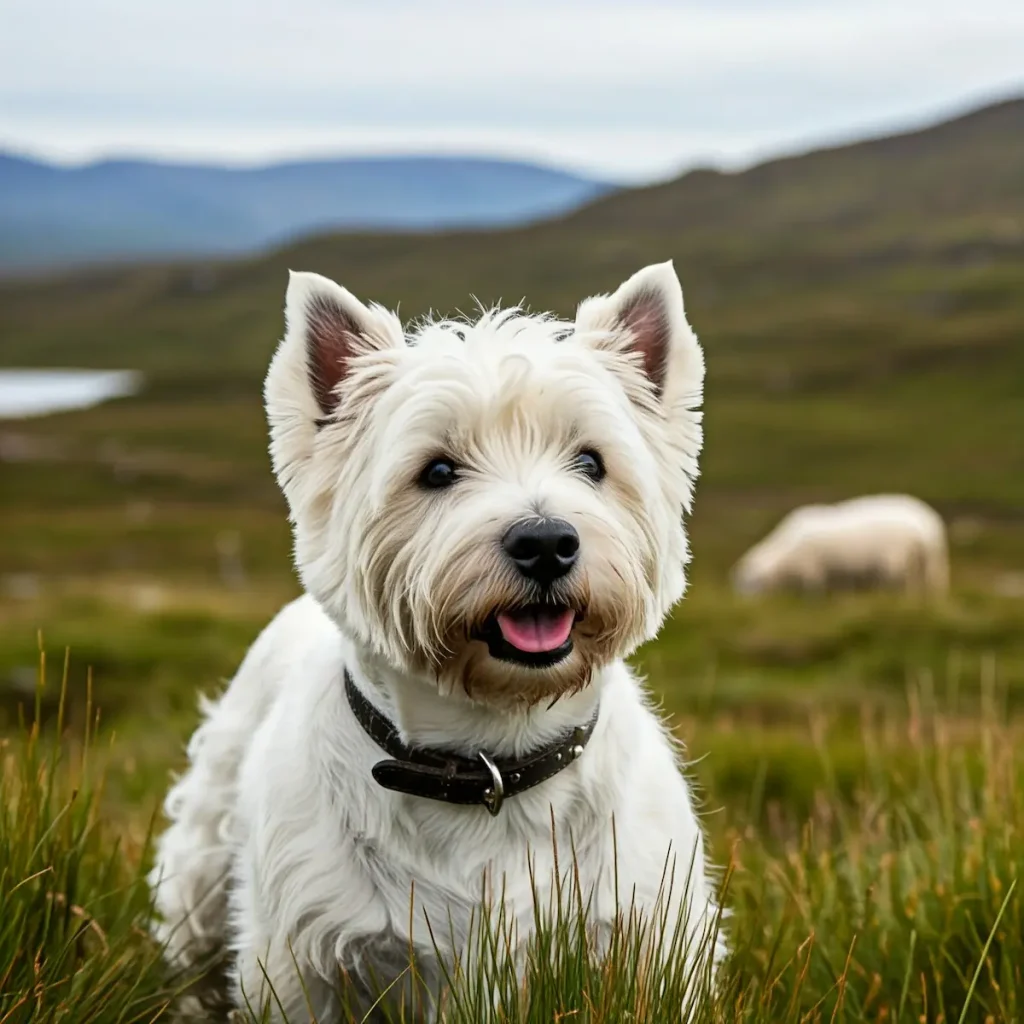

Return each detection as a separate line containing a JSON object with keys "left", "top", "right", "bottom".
{"left": 0, "top": 154, "right": 614, "bottom": 273}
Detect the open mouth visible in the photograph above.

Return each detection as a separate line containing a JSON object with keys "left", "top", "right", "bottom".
{"left": 477, "top": 604, "right": 577, "bottom": 667}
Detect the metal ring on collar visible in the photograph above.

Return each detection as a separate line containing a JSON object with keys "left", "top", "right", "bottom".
{"left": 478, "top": 751, "right": 505, "bottom": 816}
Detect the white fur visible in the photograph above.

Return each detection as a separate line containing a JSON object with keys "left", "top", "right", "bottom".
{"left": 149, "top": 262, "right": 722, "bottom": 1021}
{"left": 732, "top": 494, "right": 950, "bottom": 596}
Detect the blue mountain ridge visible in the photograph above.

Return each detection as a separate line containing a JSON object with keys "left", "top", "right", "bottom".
{"left": 0, "top": 153, "right": 615, "bottom": 272}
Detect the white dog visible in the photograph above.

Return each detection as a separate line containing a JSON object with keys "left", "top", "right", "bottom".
{"left": 149, "top": 261, "right": 723, "bottom": 1021}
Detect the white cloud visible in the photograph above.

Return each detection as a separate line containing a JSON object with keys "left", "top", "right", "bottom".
{"left": 1, "top": 0, "right": 1022, "bottom": 180}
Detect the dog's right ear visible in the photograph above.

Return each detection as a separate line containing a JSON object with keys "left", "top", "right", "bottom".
{"left": 283, "top": 271, "right": 403, "bottom": 422}
{"left": 265, "top": 272, "right": 403, "bottom": 509}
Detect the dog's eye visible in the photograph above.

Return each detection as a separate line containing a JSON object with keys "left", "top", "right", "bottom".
{"left": 574, "top": 450, "right": 605, "bottom": 482}
{"left": 419, "top": 457, "right": 458, "bottom": 489}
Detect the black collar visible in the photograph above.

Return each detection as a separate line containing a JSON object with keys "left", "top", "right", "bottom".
{"left": 344, "top": 671, "right": 599, "bottom": 816}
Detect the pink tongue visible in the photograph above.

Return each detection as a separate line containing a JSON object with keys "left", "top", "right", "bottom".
{"left": 497, "top": 607, "right": 575, "bottom": 653}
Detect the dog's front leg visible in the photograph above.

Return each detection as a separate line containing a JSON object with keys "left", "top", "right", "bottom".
{"left": 607, "top": 795, "right": 725, "bottom": 1020}
{"left": 232, "top": 935, "right": 338, "bottom": 1024}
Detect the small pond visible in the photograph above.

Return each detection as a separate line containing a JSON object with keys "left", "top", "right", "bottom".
{"left": 0, "top": 369, "right": 141, "bottom": 419}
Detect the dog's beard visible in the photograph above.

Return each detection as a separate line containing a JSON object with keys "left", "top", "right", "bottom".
{"left": 439, "top": 642, "right": 592, "bottom": 708}
{"left": 421, "top": 574, "right": 647, "bottom": 708}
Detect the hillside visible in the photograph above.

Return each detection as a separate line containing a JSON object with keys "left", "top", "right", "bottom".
{"left": 3, "top": 98, "right": 1024, "bottom": 1024}
{"left": 1, "top": 95, "right": 1024, "bottom": 724}
{"left": 0, "top": 154, "right": 612, "bottom": 273}
{"left": 569, "top": 96, "right": 1024, "bottom": 239}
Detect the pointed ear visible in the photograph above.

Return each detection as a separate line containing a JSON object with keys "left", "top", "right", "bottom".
{"left": 574, "top": 261, "right": 698, "bottom": 402}
{"left": 283, "top": 270, "right": 400, "bottom": 420}
{"left": 265, "top": 271, "right": 403, "bottom": 510}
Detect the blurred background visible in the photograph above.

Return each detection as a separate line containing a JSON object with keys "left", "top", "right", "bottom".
{"left": 1, "top": 0, "right": 1023, "bottom": 811}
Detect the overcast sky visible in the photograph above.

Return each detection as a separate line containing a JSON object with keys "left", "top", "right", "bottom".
{"left": 2, "top": 0, "right": 1022, "bottom": 182}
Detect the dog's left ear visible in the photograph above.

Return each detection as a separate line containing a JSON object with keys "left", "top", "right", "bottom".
{"left": 574, "top": 261, "right": 703, "bottom": 408}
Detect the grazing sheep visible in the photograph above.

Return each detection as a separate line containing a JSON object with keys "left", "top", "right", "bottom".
{"left": 732, "top": 495, "right": 949, "bottom": 597}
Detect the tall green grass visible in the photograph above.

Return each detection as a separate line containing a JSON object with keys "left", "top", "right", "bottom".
{"left": 2, "top": 652, "right": 1021, "bottom": 1022}
{"left": 0, "top": 649, "right": 176, "bottom": 1023}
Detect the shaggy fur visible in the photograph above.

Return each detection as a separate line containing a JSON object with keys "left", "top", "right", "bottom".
{"left": 731, "top": 494, "right": 950, "bottom": 596}
{"left": 149, "top": 262, "right": 723, "bottom": 1021}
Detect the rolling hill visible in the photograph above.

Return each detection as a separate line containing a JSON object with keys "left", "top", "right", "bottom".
{"left": 0, "top": 154, "right": 613, "bottom": 273}
{"left": 1, "top": 92, "right": 1024, "bottom": 731}
{"left": 1, "top": 94, "right": 1022, "bottom": 585}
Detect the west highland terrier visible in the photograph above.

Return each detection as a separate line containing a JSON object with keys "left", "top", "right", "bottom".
{"left": 149, "top": 261, "right": 723, "bottom": 1020}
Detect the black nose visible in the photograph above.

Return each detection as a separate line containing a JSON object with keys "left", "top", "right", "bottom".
{"left": 502, "top": 518, "right": 580, "bottom": 586}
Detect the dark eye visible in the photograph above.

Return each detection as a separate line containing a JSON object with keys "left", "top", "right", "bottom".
{"left": 574, "top": 449, "right": 605, "bottom": 482}
{"left": 419, "top": 457, "right": 458, "bottom": 489}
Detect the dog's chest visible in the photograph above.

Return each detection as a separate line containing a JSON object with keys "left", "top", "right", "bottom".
{"left": 350, "top": 803, "right": 602, "bottom": 956}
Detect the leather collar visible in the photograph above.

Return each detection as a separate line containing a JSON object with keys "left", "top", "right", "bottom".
{"left": 344, "top": 671, "right": 599, "bottom": 816}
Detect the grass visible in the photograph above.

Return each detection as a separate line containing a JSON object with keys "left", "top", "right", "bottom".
{"left": 2, "top": 649, "right": 1022, "bottom": 1022}
{"left": 5, "top": 577, "right": 1024, "bottom": 757}
{"left": 0, "top": 652, "right": 176, "bottom": 1023}
{"left": 1, "top": 94, "right": 1023, "bottom": 1020}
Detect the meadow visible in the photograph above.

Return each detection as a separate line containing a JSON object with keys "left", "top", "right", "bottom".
{"left": 1, "top": 97, "right": 1023, "bottom": 1020}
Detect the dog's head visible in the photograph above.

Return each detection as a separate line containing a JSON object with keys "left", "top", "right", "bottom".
{"left": 265, "top": 263, "right": 704, "bottom": 707}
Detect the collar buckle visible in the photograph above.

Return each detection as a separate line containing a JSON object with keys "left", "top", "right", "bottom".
{"left": 477, "top": 751, "right": 505, "bottom": 816}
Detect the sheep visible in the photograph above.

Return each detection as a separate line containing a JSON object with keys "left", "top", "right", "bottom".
{"left": 731, "top": 495, "right": 949, "bottom": 597}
